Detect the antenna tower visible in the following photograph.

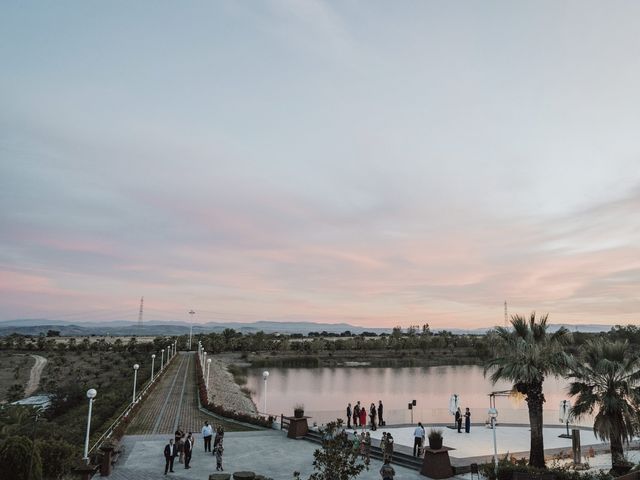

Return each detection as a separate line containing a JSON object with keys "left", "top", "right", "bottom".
{"left": 504, "top": 301, "right": 508, "bottom": 327}
{"left": 138, "top": 297, "right": 144, "bottom": 329}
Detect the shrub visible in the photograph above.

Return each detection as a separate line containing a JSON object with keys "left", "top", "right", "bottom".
{"left": 36, "top": 438, "right": 75, "bottom": 479}
{"left": 0, "top": 435, "right": 42, "bottom": 480}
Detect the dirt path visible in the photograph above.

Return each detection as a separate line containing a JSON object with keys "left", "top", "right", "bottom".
{"left": 24, "top": 354, "right": 47, "bottom": 397}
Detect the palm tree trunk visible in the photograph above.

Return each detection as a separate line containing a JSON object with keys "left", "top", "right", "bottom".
{"left": 526, "top": 381, "right": 545, "bottom": 468}
{"left": 610, "top": 434, "right": 624, "bottom": 467}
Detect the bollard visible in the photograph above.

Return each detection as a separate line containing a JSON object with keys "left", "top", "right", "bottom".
{"left": 572, "top": 429, "right": 581, "bottom": 464}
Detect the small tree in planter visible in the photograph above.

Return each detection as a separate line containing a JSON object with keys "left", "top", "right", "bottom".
{"left": 294, "top": 404, "right": 305, "bottom": 418}
{"left": 428, "top": 428, "right": 443, "bottom": 449}
{"left": 294, "top": 419, "right": 366, "bottom": 480}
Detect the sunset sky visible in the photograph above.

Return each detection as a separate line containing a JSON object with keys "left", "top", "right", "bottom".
{"left": 1, "top": 1, "right": 639, "bottom": 328}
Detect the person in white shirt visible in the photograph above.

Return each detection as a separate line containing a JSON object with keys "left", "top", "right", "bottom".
{"left": 202, "top": 421, "right": 213, "bottom": 452}
{"left": 413, "top": 422, "right": 425, "bottom": 457}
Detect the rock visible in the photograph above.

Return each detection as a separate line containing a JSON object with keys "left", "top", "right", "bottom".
{"left": 233, "top": 472, "right": 256, "bottom": 480}
{"left": 209, "top": 475, "right": 231, "bottom": 480}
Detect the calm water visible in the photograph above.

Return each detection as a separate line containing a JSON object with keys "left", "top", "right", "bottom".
{"left": 245, "top": 365, "right": 585, "bottom": 426}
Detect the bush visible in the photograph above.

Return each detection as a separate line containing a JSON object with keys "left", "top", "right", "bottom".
{"left": 480, "top": 455, "right": 614, "bottom": 480}
{"left": 36, "top": 438, "right": 75, "bottom": 480}
{"left": 0, "top": 435, "right": 42, "bottom": 480}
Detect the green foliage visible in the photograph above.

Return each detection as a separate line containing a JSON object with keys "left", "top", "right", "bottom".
{"left": 36, "top": 438, "right": 75, "bottom": 480}
{"left": 485, "top": 312, "right": 572, "bottom": 468}
{"left": 294, "top": 420, "right": 366, "bottom": 480}
{"left": 480, "top": 454, "right": 613, "bottom": 480}
{"left": 567, "top": 339, "right": 640, "bottom": 467}
{"left": 0, "top": 435, "right": 42, "bottom": 480}
{"left": 6, "top": 383, "right": 25, "bottom": 402}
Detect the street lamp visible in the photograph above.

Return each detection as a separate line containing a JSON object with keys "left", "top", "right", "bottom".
{"left": 203, "top": 351, "right": 207, "bottom": 371}
{"left": 132, "top": 364, "right": 139, "bottom": 403}
{"left": 151, "top": 354, "right": 156, "bottom": 380}
{"left": 83, "top": 388, "right": 97, "bottom": 463}
{"left": 488, "top": 407, "right": 499, "bottom": 476}
{"left": 166, "top": 346, "right": 170, "bottom": 363}
{"left": 188, "top": 309, "right": 195, "bottom": 350}
{"left": 263, "top": 371, "right": 269, "bottom": 413}
{"left": 206, "top": 358, "right": 212, "bottom": 390}
{"left": 160, "top": 349, "right": 164, "bottom": 371}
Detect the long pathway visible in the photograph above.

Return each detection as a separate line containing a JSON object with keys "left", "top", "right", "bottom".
{"left": 127, "top": 352, "right": 246, "bottom": 435}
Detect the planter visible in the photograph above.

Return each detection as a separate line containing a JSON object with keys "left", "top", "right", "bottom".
{"left": 611, "top": 464, "right": 633, "bottom": 476}
{"left": 209, "top": 475, "right": 231, "bottom": 480}
{"left": 233, "top": 472, "right": 256, "bottom": 480}
{"left": 287, "top": 416, "right": 309, "bottom": 439}
{"left": 429, "top": 437, "right": 443, "bottom": 450}
{"left": 294, "top": 409, "right": 305, "bottom": 419}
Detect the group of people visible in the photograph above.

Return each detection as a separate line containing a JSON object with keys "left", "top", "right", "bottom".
{"left": 454, "top": 407, "right": 471, "bottom": 433}
{"left": 163, "top": 421, "right": 225, "bottom": 475}
{"left": 347, "top": 429, "right": 395, "bottom": 480}
{"left": 346, "top": 400, "right": 384, "bottom": 431}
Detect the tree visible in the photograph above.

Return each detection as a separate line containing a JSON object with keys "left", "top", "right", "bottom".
{"left": 485, "top": 313, "right": 571, "bottom": 468}
{"left": 36, "top": 438, "right": 76, "bottom": 479}
{"left": 6, "top": 383, "right": 25, "bottom": 402}
{"left": 294, "top": 420, "right": 366, "bottom": 480}
{"left": 0, "top": 435, "right": 42, "bottom": 480}
{"left": 567, "top": 339, "right": 640, "bottom": 470}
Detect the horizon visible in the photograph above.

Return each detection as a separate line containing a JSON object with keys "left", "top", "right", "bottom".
{"left": 2, "top": 2, "right": 639, "bottom": 328}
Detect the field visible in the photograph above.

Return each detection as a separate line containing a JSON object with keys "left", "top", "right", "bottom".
{"left": 0, "top": 352, "right": 35, "bottom": 402}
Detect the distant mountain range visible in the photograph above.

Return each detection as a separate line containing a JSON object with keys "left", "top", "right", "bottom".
{"left": 0, "top": 318, "right": 618, "bottom": 337}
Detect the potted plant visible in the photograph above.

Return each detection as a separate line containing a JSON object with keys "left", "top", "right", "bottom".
{"left": 428, "top": 428, "right": 443, "bottom": 450}
{"left": 294, "top": 404, "right": 305, "bottom": 418}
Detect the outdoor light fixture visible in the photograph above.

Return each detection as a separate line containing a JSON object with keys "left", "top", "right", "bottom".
{"left": 488, "top": 407, "right": 499, "bottom": 475}
{"left": 83, "top": 389, "right": 97, "bottom": 462}
{"left": 263, "top": 371, "right": 270, "bottom": 413}
{"left": 132, "top": 364, "right": 139, "bottom": 403}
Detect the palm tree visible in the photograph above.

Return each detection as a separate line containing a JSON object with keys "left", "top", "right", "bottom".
{"left": 485, "top": 312, "right": 571, "bottom": 468}
{"left": 567, "top": 339, "right": 640, "bottom": 470}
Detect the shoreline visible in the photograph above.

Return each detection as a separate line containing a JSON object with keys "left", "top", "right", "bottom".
{"left": 206, "top": 355, "right": 258, "bottom": 416}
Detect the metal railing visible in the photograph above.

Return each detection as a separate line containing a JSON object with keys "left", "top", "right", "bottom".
{"left": 87, "top": 352, "right": 178, "bottom": 456}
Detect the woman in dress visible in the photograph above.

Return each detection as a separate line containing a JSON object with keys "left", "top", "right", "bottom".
{"left": 359, "top": 405, "right": 367, "bottom": 432}
{"left": 464, "top": 407, "right": 471, "bottom": 433}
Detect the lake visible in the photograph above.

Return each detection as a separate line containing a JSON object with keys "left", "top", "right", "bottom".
{"left": 245, "top": 365, "right": 588, "bottom": 426}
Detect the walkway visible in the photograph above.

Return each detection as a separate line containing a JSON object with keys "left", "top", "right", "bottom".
{"left": 24, "top": 354, "right": 47, "bottom": 397}
{"left": 127, "top": 352, "right": 248, "bottom": 435}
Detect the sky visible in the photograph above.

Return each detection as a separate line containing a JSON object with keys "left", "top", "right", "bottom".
{"left": 1, "top": 1, "right": 639, "bottom": 329}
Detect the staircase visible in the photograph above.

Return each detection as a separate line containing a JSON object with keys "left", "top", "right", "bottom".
{"left": 304, "top": 430, "right": 424, "bottom": 471}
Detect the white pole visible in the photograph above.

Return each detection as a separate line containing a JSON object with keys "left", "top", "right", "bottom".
{"left": 203, "top": 352, "right": 207, "bottom": 372}
{"left": 132, "top": 364, "right": 139, "bottom": 403}
{"left": 206, "top": 358, "right": 212, "bottom": 390}
{"left": 83, "top": 389, "right": 97, "bottom": 462}
{"left": 151, "top": 354, "right": 156, "bottom": 380}
{"left": 161, "top": 350, "right": 164, "bottom": 371}
{"left": 263, "top": 371, "right": 269, "bottom": 413}
{"left": 167, "top": 346, "right": 170, "bottom": 363}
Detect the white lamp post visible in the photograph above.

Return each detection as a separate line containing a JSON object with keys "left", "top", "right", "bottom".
{"left": 132, "top": 364, "right": 139, "bottom": 403}
{"left": 83, "top": 388, "right": 97, "bottom": 462}
{"left": 151, "top": 354, "right": 156, "bottom": 380}
{"left": 203, "top": 351, "right": 207, "bottom": 371}
{"left": 263, "top": 371, "right": 269, "bottom": 413}
{"left": 488, "top": 407, "right": 499, "bottom": 476}
{"left": 206, "top": 358, "right": 212, "bottom": 390}
{"left": 166, "top": 346, "right": 170, "bottom": 363}
{"left": 160, "top": 349, "right": 164, "bottom": 371}
{"left": 188, "top": 309, "right": 195, "bottom": 350}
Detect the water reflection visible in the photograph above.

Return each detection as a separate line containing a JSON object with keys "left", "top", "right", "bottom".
{"left": 246, "top": 365, "right": 580, "bottom": 425}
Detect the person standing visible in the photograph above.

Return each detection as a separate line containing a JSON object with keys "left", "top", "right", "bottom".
{"left": 455, "top": 408, "right": 462, "bottom": 433}
{"left": 214, "top": 425, "right": 225, "bottom": 449}
{"left": 163, "top": 438, "right": 177, "bottom": 475}
{"left": 413, "top": 422, "right": 425, "bottom": 457}
{"left": 464, "top": 407, "right": 471, "bottom": 433}
{"left": 364, "top": 432, "right": 371, "bottom": 465}
{"left": 370, "top": 403, "right": 377, "bottom": 430}
{"left": 385, "top": 434, "right": 394, "bottom": 463}
{"left": 359, "top": 404, "right": 367, "bottom": 432}
{"left": 183, "top": 432, "right": 193, "bottom": 469}
{"left": 380, "top": 459, "right": 396, "bottom": 480}
{"left": 346, "top": 403, "right": 352, "bottom": 429}
{"left": 202, "top": 421, "right": 213, "bottom": 452}
{"left": 214, "top": 441, "right": 224, "bottom": 471}
{"left": 378, "top": 400, "right": 384, "bottom": 426}
{"left": 353, "top": 402, "right": 360, "bottom": 427}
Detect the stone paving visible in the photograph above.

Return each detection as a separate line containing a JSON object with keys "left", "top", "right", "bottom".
{"left": 127, "top": 352, "right": 246, "bottom": 435}
{"left": 116, "top": 431, "right": 440, "bottom": 480}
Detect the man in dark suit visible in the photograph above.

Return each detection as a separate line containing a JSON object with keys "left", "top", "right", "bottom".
{"left": 184, "top": 432, "right": 193, "bottom": 469}
{"left": 164, "top": 438, "right": 177, "bottom": 474}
